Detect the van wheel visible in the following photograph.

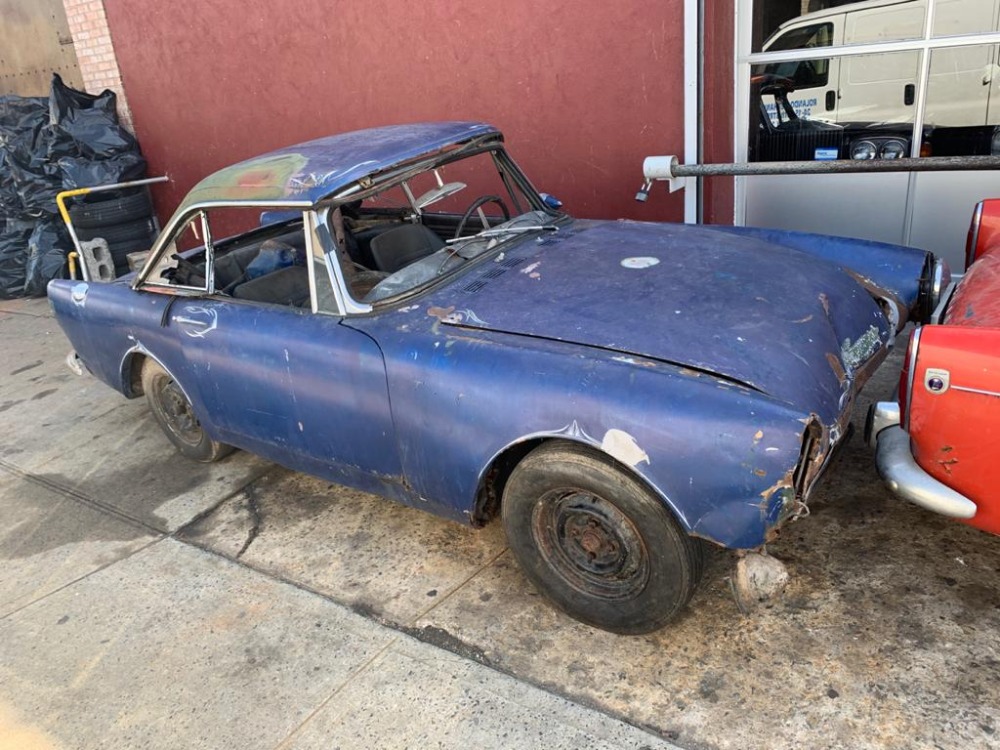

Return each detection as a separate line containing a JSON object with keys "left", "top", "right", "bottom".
{"left": 502, "top": 442, "right": 703, "bottom": 634}
{"left": 141, "top": 360, "right": 233, "bottom": 462}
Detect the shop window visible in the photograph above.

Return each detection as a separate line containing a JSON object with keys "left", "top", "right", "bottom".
{"left": 746, "top": 0, "right": 1000, "bottom": 161}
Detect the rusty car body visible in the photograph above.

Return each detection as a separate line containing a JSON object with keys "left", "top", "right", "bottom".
{"left": 868, "top": 199, "right": 1000, "bottom": 536}
{"left": 49, "top": 122, "right": 947, "bottom": 632}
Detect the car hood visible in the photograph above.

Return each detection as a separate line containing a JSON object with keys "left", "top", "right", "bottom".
{"left": 441, "top": 219, "right": 892, "bottom": 422}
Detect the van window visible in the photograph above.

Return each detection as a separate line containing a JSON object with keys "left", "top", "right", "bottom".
{"left": 764, "top": 23, "right": 833, "bottom": 88}
{"left": 767, "top": 22, "right": 834, "bottom": 52}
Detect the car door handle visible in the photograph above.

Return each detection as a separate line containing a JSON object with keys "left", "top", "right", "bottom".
{"left": 172, "top": 316, "right": 210, "bottom": 327}
{"left": 904, "top": 84, "right": 915, "bottom": 106}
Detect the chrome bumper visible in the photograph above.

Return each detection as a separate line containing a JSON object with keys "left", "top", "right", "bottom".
{"left": 867, "top": 401, "right": 978, "bottom": 519}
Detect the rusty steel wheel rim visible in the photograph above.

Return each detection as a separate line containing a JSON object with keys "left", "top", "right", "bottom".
{"left": 531, "top": 489, "right": 650, "bottom": 601}
{"left": 155, "top": 377, "right": 203, "bottom": 447}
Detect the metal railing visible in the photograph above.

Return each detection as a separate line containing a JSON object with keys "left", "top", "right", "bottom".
{"left": 636, "top": 155, "right": 1000, "bottom": 200}
{"left": 58, "top": 175, "right": 169, "bottom": 281}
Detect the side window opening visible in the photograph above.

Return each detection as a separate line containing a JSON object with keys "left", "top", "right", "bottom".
{"left": 147, "top": 209, "right": 317, "bottom": 310}
{"left": 764, "top": 22, "right": 833, "bottom": 88}
{"left": 146, "top": 212, "right": 210, "bottom": 291}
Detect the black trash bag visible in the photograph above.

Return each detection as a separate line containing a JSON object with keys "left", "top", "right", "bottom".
{"left": 58, "top": 151, "right": 147, "bottom": 189}
{"left": 0, "top": 96, "right": 50, "bottom": 213}
{"left": 0, "top": 151, "right": 18, "bottom": 216}
{"left": 24, "top": 219, "right": 69, "bottom": 297}
{"left": 7, "top": 157, "right": 62, "bottom": 215}
{"left": 0, "top": 95, "right": 48, "bottom": 156}
{"left": 48, "top": 74, "right": 137, "bottom": 159}
{"left": 2, "top": 100, "right": 56, "bottom": 172}
{"left": 0, "top": 94, "right": 47, "bottom": 132}
{"left": 0, "top": 219, "right": 35, "bottom": 300}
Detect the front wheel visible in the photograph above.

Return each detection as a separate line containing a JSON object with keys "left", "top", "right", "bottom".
{"left": 502, "top": 442, "right": 704, "bottom": 634}
{"left": 141, "top": 359, "right": 233, "bottom": 463}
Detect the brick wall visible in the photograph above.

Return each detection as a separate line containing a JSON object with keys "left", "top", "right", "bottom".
{"left": 62, "top": 0, "right": 133, "bottom": 130}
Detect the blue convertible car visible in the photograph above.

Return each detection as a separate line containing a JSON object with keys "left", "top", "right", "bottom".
{"left": 50, "top": 122, "right": 947, "bottom": 633}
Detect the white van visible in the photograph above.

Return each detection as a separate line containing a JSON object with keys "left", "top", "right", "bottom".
{"left": 762, "top": 0, "right": 1000, "bottom": 126}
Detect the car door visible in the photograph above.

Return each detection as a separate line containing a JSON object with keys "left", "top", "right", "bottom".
{"left": 158, "top": 208, "right": 407, "bottom": 501}
{"left": 166, "top": 295, "right": 405, "bottom": 496}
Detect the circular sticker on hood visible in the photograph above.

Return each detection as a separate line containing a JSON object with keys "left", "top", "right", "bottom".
{"left": 621, "top": 256, "right": 660, "bottom": 269}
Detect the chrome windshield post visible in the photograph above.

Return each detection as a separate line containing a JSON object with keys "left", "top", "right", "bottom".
{"left": 307, "top": 207, "right": 372, "bottom": 316}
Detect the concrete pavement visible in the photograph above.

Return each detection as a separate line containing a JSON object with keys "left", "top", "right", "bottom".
{"left": 1, "top": 295, "right": 999, "bottom": 750}
{"left": 0, "top": 297, "right": 679, "bottom": 750}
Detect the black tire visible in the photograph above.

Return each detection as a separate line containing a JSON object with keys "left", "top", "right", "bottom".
{"left": 108, "top": 235, "right": 156, "bottom": 273}
{"left": 502, "top": 442, "right": 704, "bottom": 634}
{"left": 141, "top": 359, "right": 233, "bottom": 462}
{"left": 70, "top": 190, "right": 152, "bottom": 228}
{"left": 76, "top": 218, "right": 156, "bottom": 244}
{"left": 109, "top": 234, "right": 156, "bottom": 258}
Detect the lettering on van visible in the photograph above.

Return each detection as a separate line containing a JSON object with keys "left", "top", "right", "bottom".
{"left": 763, "top": 98, "right": 819, "bottom": 125}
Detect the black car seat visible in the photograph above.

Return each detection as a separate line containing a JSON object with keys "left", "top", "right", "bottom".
{"left": 232, "top": 265, "right": 310, "bottom": 307}
{"left": 369, "top": 224, "right": 445, "bottom": 273}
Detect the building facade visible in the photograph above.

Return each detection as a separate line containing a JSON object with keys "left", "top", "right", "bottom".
{"left": 29, "top": 0, "right": 1000, "bottom": 269}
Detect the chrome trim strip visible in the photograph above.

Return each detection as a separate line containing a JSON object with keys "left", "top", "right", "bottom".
{"left": 930, "top": 281, "right": 957, "bottom": 325}
{"left": 967, "top": 201, "right": 984, "bottom": 271}
{"left": 951, "top": 384, "right": 1000, "bottom": 399}
{"left": 875, "top": 426, "right": 977, "bottom": 519}
{"left": 312, "top": 207, "right": 372, "bottom": 315}
{"left": 930, "top": 259, "right": 946, "bottom": 311}
{"left": 903, "top": 326, "right": 922, "bottom": 432}
{"left": 303, "top": 209, "right": 323, "bottom": 315}
{"left": 865, "top": 401, "right": 900, "bottom": 450}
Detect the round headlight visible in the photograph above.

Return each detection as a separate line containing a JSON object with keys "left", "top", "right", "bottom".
{"left": 880, "top": 139, "right": 907, "bottom": 159}
{"left": 850, "top": 140, "right": 877, "bottom": 160}
{"left": 991, "top": 126, "right": 1000, "bottom": 155}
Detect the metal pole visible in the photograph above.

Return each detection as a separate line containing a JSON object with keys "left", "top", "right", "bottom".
{"left": 58, "top": 175, "right": 169, "bottom": 282}
{"left": 644, "top": 155, "right": 1000, "bottom": 181}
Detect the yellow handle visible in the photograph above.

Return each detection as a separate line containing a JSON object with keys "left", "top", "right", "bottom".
{"left": 56, "top": 187, "right": 93, "bottom": 227}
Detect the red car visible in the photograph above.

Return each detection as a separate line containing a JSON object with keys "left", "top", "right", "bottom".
{"left": 867, "top": 199, "right": 1000, "bottom": 535}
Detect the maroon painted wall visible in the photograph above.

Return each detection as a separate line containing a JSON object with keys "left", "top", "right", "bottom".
{"left": 103, "top": 0, "right": 690, "bottom": 225}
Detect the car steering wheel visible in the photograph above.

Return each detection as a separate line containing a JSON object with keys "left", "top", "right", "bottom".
{"left": 454, "top": 195, "right": 510, "bottom": 239}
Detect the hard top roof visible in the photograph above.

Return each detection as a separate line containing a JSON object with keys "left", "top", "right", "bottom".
{"left": 176, "top": 122, "right": 501, "bottom": 213}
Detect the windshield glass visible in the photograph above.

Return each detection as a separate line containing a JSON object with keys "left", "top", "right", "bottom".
{"left": 331, "top": 148, "right": 558, "bottom": 305}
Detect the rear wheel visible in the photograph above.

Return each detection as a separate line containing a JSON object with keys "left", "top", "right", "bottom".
{"left": 141, "top": 359, "right": 233, "bottom": 462}
{"left": 502, "top": 442, "right": 703, "bottom": 634}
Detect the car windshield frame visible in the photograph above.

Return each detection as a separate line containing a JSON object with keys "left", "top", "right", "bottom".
{"left": 319, "top": 143, "right": 565, "bottom": 313}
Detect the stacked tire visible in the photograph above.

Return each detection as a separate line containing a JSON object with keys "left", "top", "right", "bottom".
{"left": 69, "top": 189, "right": 156, "bottom": 277}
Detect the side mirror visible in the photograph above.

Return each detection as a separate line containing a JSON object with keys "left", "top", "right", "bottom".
{"left": 540, "top": 193, "right": 563, "bottom": 210}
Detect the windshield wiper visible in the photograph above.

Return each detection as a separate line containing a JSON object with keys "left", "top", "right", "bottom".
{"left": 444, "top": 225, "right": 558, "bottom": 244}
{"left": 437, "top": 225, "right": 558, "bottom": 275}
